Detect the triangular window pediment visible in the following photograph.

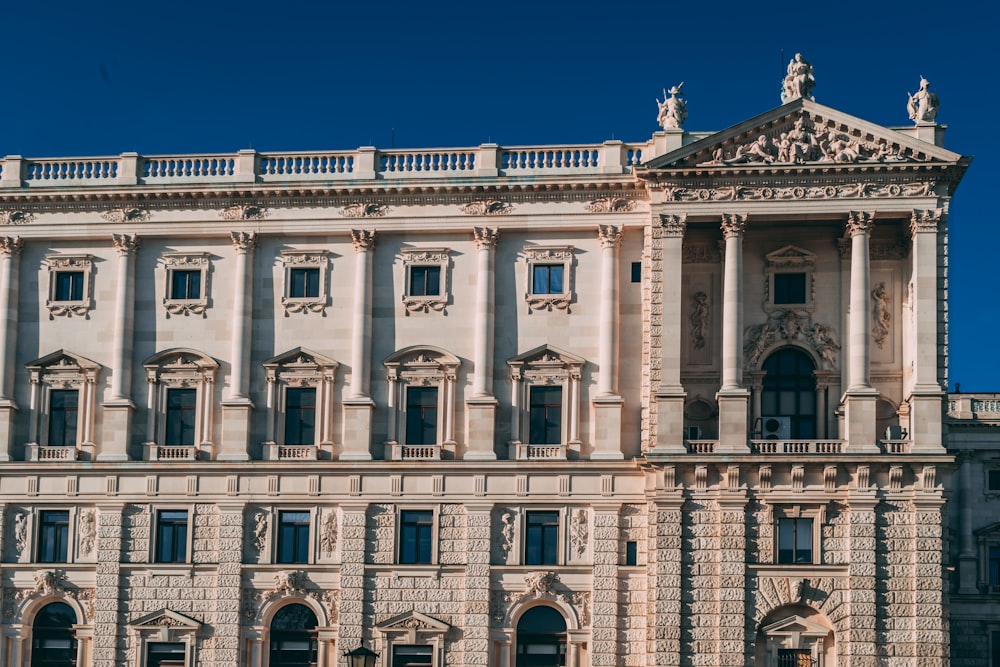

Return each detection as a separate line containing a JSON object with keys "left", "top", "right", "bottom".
{"left": 975, "top": 522, "right": 1000, "bottom": 540}
{"left": 27, "top": 350, "right": 100, "bottom": 373}
{"left": 508, "top": 344, "right": 585, "bottom": 368}
{"left": 384, "top": 346, "right": 460, "bottom": 369}
{"left": 143, "top": 348, "right": 218, "bottom": 372}
{"left": 640, "top": 99, "right": 963, "bottom": 171}
{"left": 762, "top": 614, "right": 830, "bottom": 637}
{"left": 264, "top": 347, "right": 338, "bottom": 371}
{"left": 130, "top": 608, "right": 202, "bottom": 630}
{"left": 766, "top": 246, "right": 816, "bottom": 268}
{"left": 376, "top": 610, "right": 450, "bottom": 634}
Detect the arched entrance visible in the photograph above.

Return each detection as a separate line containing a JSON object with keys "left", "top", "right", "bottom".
{"left": 31, "top": 602, "right": 77, "bottom": 667}
{"left": 755, "top": 605, "right": 835, "bottom": 667}
{"left": 269, "top": 604, "right": 318, "bottom": 667}
{"left": 515, "top": 606, "right": 567, "bottom": 667}
{"left": 761, "top": 348, "right": 816, "bottom": 439}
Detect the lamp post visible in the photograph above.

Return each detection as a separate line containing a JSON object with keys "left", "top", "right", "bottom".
{"left": 343, "top": 641, "right": 379, "bottom": 667}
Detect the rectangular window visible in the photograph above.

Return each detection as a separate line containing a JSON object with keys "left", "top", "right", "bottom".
{"left": 38, "top": 510, "right": 70, "bottom": 563}
{"left": 170, "top": 269, "right": 202, "bottom": 300}
{"left": 284, "top": 388, "right": 316, "bottom": 446}
{"left": 989, "top": 469, "right": 1000, "bottom": 492}
{"left": 54, "top": 271, "right": 84, "bottom": 301}
{"left": 532, "top": 264, "right": 564, "bottom": 295}
{"left": 625, "top": 540, "right": 638, "bottom": 566}
{"left": 48, "top": 389, "right": 79, "bottom": 447}
{"left": 990, "top": 547, "right": 1000, "bottom": 591}
{"left": 630, "top": 261, "right": 642, "bottom": 283}
{"left": 393, "top": 645, "right": 434, "bottom": 667}
{"left": 277, "top": 511, "right": 311, "bottom": 564}
{"left": 409, "top": 265, "right": 441, "bottom": 297}
{"left": 146, "top": 642, "right": 187, "bottom": 667}
{"left": 156, "top": 510, "right": 189, "bottom": 563}
{"left": 525, "top": 510, "right": 559, "bottom": 566}
{"left": 773, "top": 273, "right": 807, "bottom": 305}
{"left": 777, "top": 517, "right": 813, "bottom": 564}
{"left": 165, "top": 388, "right": 197, "bottom": 446}
{"left": 529, "top": 386, "right": 562, "bottom": 445}
{"left": 289, "top": 268, "right": 320, "bottom": 298}
{"left": 399, "top": 510, "right": 434, "bottom": 564}
{"left": 993, "top": 630, "right": 1000, "bottom": 667}
{"left": 405, "top": 386, "right": 438, "bottom": 445}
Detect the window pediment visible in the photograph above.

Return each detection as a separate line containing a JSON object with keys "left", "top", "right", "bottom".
{"left": 376, "top": 610, "right": 450, "bottom": 634}
{"left": 765, "top": 245, "right": 816, "bottom": 269}
{"left": 975, "top": 522, "right": 1000, "bottom": 540}
{"left": 27, "top": 350, "right": 100, "bottom": 385}
{"left": 508, "top": 345, "right": 584, "bottom": 382}
{"left": 130, "top": 608, "right": 202, "bottom": 630}
{"left": 384, "top": 347, "right": 460, "bottom": 380}
{"left": 762, "top": 614, "right": 830, "bottom": 638}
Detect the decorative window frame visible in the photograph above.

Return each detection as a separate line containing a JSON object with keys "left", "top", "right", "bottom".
{"left": 507, "top": 345, "right": 584, "bottom": 460}
{"left": 279, "top": 249, "right": 330, "bottom": 316}
{"left": 151, "top": 506, "right": 195, "bottom": 566}
{"left": 262, "top": 348, "right": 339, "bottom": 461}
{"left": 772, "top": 505, "right": 825, "bottom": 566}
{"left": 24, "top": 350, "right": 101, "bottom": 462}
{"left": 523, "top": 245, "right": 574, "bottom": 313}
{"left": 975, "top": 523, "right": 1000, "bottom": 594}
{"left": 763, "top": 245, "right": 816, "bottom": 313}
{"left": 44, "top": 254, "right": 94, "bottom": 319}
{"left": 383, "top": 346, "right": 461, "bottom": 461}
{"left": 985, "top": 460, "right": 1000, "bottom": 498}
{"left": 521, "top": 507, "right": 566, "bottom": 566}
{"left": 31, "top": 507, "right": 78, "bottom": 564}
{"left": 272, "top": 507, "right": 317, "bottom": 566}
{"left": 128, "top": 609, "right": 201, "bottom": 667}
{"left": 396, "top": 507, "right": 438, "bottom": 566}
{"left": 161, "top": 252, "right": 211, "bottom": 318}
{"left": 376, "top": 611, "right": 450, "bottom": 667}
{"left": 400, "top": 247, "right": 451, "bottom": 315}
{"left": 142, "top": 348, "right": 218, "bottom": 461}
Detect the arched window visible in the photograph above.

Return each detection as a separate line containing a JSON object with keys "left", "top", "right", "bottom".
{"left": 269, "top": 604, "right": 318, "bottom": 667}
{"left": 31, "top": 602, "right": 77, "bottom": 667}
{"left": 761, "top": 348, "right": 816, "bottom": 439}
{"left": 516, "top": 606, "right": 566, "bottom": 667}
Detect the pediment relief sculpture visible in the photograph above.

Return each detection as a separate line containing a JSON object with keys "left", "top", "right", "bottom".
{"left": 744, "top": 311, "right": 840, "bottom": 371}
{"left": 377, "top": 610, "right": 450, "bottom": 634}
{"left": 130, "top": 608, "right": 202, "bottom": 630}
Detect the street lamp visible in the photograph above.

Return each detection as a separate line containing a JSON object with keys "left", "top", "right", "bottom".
{"left": 343, "top": 641, "right": 379, "bottom": 667}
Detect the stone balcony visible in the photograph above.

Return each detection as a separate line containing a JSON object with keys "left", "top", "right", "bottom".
{"left": 510, "top": 443, "right": 567, "bottom": 461}
{"left": 25, "top": 444, "right": 78, "bottom": 461}
{"left": 262, "top": 444, "right": 319, "bottom": 461}
{"left": 386, "top": 443, "right": 441, "bottom": 461}
{"left": 145, "top": 444, "right": 198, "bottom": 461}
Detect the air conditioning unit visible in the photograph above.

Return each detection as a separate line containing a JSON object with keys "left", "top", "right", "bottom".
{"left": 683, "top": 426, "right": 702, "bottom": 441}
{"left": 761, "top": 416, "right": 791, "bottom": 440}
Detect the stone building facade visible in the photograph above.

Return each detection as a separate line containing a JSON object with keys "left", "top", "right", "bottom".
{"left": 0, "top": 73, "right": 973, "bottom": 666}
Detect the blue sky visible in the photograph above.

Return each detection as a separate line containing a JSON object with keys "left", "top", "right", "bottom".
{"left": 3, "top": 0, "right": 998, "bottom": 390}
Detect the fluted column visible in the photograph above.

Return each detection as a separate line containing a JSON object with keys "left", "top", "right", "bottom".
{"left": 716, "top": 214, "right": 750, "bottom": 453}
{"left": 465, "top": 227, "right": 499, "bottom": 460}
{"left": 843, "top": 212, "right": 879, "bottom": 453}
{"left": 98, "top": 235, "right": 139, "bottom": 461}
{"left": 957, "top": 451, "right": 979, "bottom": 594}
{"left": 218, "top": 232, "right": 256, "bottom": 462}
{"left": 0, "top": 237, "right": 23, "bottom": 461}
{"left": 652, "top": 215, "right": 687, "bottom": 453}
{"left": 592, "top": 225, "right": 624, "bottom": 460}
{"left": 341, "top": 230, "right": 376, "bottom": 461}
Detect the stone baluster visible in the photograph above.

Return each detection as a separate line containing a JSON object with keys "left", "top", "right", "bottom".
{"left": 593, "top": 225, "right": 624, "bottom": 460}
{"left": 99, "top": 235, "right": 139, "bottom": 462}
{"left": 342, "top": 231, "right": 376, "bottom": 460}
{"left": 466, "top": 228, "right": 499, "bottom": 460}
{"left": 653, "top": 215, "right": 687, "bottom": 453}
{"left": 717, "top": 214, "right": 750, "bottom": 453}
{"left": 843, "top": 212, "right": 879, "bottom": 452}
{"left": 0, "top": 237, "right": 23, "bottom": 461}
{"left": 219, "top": 232, "right": 257, "bottom": 462}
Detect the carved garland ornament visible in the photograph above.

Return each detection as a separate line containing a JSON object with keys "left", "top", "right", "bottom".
{"left": 343, "top": 202, "right": 389, "bottom": 218}
{"left": 2, "top": 570, "right": 96, "bottom": 624}
{"left": 0, "top": 210, "right": 35, "bottom": 225}
{"left": 461, "top": 199, "right": 512, "bottom": 216}
{"left": 662, "top": 181, "right": 932, "bottom": 203}
{"left": 102, "top": 207, "right": 151, "bottom": 223}
{"left": 319, "top": 511, "right": 338, "bottom": 556}
{"left": 221, "top": 204, "right": 268, "bottom": 221}
{"left": 490, "top": 572, "right": 591, "bottom": 627}
{"left": 585, "top": 197, "right": 636, "bottom": 213}
{"left": 245, "top": 570, "right": 339, "bottom": 625}
{"left": 744, "top": 310, "right": 840, "bottom": 371}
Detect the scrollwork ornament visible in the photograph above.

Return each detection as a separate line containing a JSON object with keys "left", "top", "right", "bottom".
{"left": 102, "top": 207, "right": 150, "bottom": 223}
{"left": 0, "top": 236, "right": 23, "bottom": 256}
{"left": 343, "top": 202, "right": 388, "bottom": 218}
{"left": 473, "top": 227, "right": 499, "bottom": 249}
{"left": 720, "top": 213, "right": 748, "bottom": 239}
{"left": 221, "top": 204, "right": 268, "bottom": 221}
{"left": 846, "top": 211, "right": 874, "bottom": 237}
{"left": 0, "top": 210, "right": 34, "bottom": 225}
{"left": 461, "top": 199, "right": 512, "bottom": 216}
{"left": 586, "top": 197, "right": 636, "bottom": 213}
{"left": 660, "top": 214, "right": 686, "bottom": 237}
{"left": 910, "top": 209, "right": 942, "bottom": 234}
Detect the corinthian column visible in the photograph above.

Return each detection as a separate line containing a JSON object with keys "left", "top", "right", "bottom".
{"left": 218, "top": 232, "right": 257, "bottom": 461}
{"left": 465, "top": 227, "right": 499, "bottom": 461}
{"left": 99, "top": 234, "right": 139, "bottom": 461}
{"left": 592, "top": 224, "right": 624, "bottom": 460}
{"left": 0, "top": 237, "right": 23, "bottom": 461}
{"left": 341, "top": 229, "right": 376, "bottom": 461}
{"left": 716, "top": 214, "right": 750, "bottom": 453}
{"left": 652, "top": 215, "right": 687, "bottom": 453}
{"left": 843, "top": 212, "right": 879, "bottom": 453}
{"left": 908, "top": 209, "right": 946, "bottom": 452}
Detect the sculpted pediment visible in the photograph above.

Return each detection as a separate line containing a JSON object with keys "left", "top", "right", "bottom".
{"left": 26, "top": 349, "right": 100, "bottom": 372}
{"left": 765, "top": 246, "right": 816, "bottom": 268}
{"left": 263, "top": 347, "right": 338, "bottom": 370}
{"left": 376, "top": 610, "right": 450, "bottom": 633}
{"left": 130, "top": 608, "right": 202, "bottom": 630}
{"left": 508, "top": 344, "right": 585, "bottom": 368}
{"left": 640, "top": 98, "right": 963, "bottom": 172}
{"left": 762, "top": 614, "right": 831, "bottom": 638}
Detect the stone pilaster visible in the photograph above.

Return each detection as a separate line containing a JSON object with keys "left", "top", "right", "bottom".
{"left": 593, "top": 225, "right": 625, "bottom": 460}
{"left": 843, "top": 212, "right": 879, "bottom": 453}
{"left": 652, "top": 216, "right": 686, "bottom": 453}
{"left": 93, "top": 504, "right": 124, "bottom": 667}
{"left": 590, "top": 507, "right": 619, "bottom": 666}
{"left": 846, "top": 496, "right": 878, "bottom": 666}
{"left": 913, "top": 498, "right": 947, "bottom": 664}
{"left": 99, "top": 235, "right": 139, "bottom": 462}
{"left": 718, "top": 497, "right": 747, "bottom": 666}
{"left": 681, "top": 498, "right": 721, "bottom": 665}
{"left": 875, "top": 500, "right": 916, "bottom": 663}
{"left": 463, "top": 506, "right": 492, "bottom": 667}
{"left": 219, "top": 232, "right": 257, "bottom": 462}
{"left": 717, "top": 214, "right": 749, "bottom": 453}
{"left": 466, "top": 228, "right": 499, "bottom": 460}
{"left": 649, "top": 498, "right": 682, "bottom": 666}
{"left": 0, "top": 237, "right": 23, "bottom": 461}
{"left": 213, "top": 505, "right": 244, "bottom": 666}
{"left": 342, "top": 230, "right": 376, "bottom": 460}
{"left": 338, "top": 505, "right": 368, "bottom": 650}
{"left": 956, "top": 451, "right": 979, "bottom": 594}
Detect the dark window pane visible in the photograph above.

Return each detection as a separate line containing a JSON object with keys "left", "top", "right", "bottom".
{"left": 405, "top": 386, "right": 438, "bottom": 445}
{"left": 147, "top": 642, "right": 186, "bottom": 667}
{"left": 399, "top": 510, "right": 434, "bottom": 564}
{"left": 54, "top": 271, "right": 84, "bottom": 301}
{"left": 278, "top": 511, "right": 311, "bottom": 564}
{"left": 777, "top": 517, "right": 813, "bottom": 564}
{"left": 32, "top": 602, "right": 78, "bottom": 667}
{"left": 532, "top": 264, "right": 564, "bottom": 295}
{"left": 525, "top": 511, "right": 559, "bottom": 566}
{"left": 774, "top": 273, "right": 807, "bottom": 304}
{"left": 529, "top": 386, "right": 562, "bottom": 445}
{"left": 989, "top": 469, "right": 1000, "bottom": 491}
{"left": 284, "top": 388, "right": 316, "bottom": 446}
{"left": 761, "top": 349, "right": 816, "bottom": 439}
{"left": 156, "top": 510, "right": 189, "bottom": 563}
{"left": 393, "top": 645, "right": 433, "bottom": 667}
{"left": 165, "top": 388, "right": 197, "bottom": 446}
{"left": 170, "top": 270, "right": 201, "bottom": 300}
{"left": 48, "top": 389, "right": 79, "bottom": 447}
{"left": 38, "top": 511, "right": 70, "bottom": 563}
{"left": 990, "top": 547, "right": 1000, "bottom": 587}
{"left": 631, "top": 262, "right": 642, "bottom": 283}
{"left": 289, "top": 268, "right": 319, "bottom": 298}
{"left": 410, "top": 266, "right": 441, "bottom": 297}
{"left": 625, "top": 541, "right": 638, "bottom": 566}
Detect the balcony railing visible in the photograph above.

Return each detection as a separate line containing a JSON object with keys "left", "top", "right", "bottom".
{"left": 387, "top": 443, "right": 441, "bottom": 461}
{"left": 26, "top": 444, "right": 77, "bottom": 461}
{"left": 880, "top": 439, "right": 911, "bottom": 454}
{"left": 751, "top": 440, "right": 845, "bottom": 454}
{"left": 686, "top": 440, "right": 718, "bottom": 454}
{"left": 262, "top": 443, "right": 318, "bottom": 461}
{"left": 145, "top": 444, "right": 198, "bottom": 461}
{"left": 513, "top": 443, "right": 567, "bottom": 461}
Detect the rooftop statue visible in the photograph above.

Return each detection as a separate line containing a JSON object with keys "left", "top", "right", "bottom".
{"left": 657, "top": 83, "right": 688, "bottom": 129}
{"left": 907, "top": 77, "right": 939, "bottom": 124}
{"left": 781, "top": 53, "right": 816, "bottom": 103}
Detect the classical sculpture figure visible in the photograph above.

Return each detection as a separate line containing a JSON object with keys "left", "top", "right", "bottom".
{"left": 781, "top": 53, "right": 816, "bottom": 103}
{"left": 690, "top": 292, "right": 709, "bottom": 349}
{"left": 872, "top": 282, "right": 891, "bottom": 348}
{"left": 907, "top": 77, "right": 939, "bottom": 124}
{"left": 14, "top": 512, "right": 27, "bottom": 558}
{"left": 253, "top": 511, "right": 268, "bottom": 553}
{"left": 500, "top": 512, "right": 515, "bottom": 558}
{"left": 788, "top": 117, "right": 820, "bottom": 163}
{"left": 78, "top": 509, "right": 96, "bottom": 556}
{"left": 656, "top": 83, "right": 688, "bottom": 129}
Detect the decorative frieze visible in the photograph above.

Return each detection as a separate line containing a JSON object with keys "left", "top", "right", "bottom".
{"left": 0, "top": 209, "right": 34, "bottom": 225}
{"left": 221, "top": 203, "right": 267, "bottom": 220}
{"left": 101, "top": 207, "right": 150, "bottom": 223}
{"left": 461, "top": 199, "right": 511, "bottom": 216}
{"left": 342, "top": 202, "right": 389, "bottom": 218}
{"left": 661, "top": 180, "right": 932, "bottom": 202}
{"left": 586, "top": 197, "right": 636, "bottom": 213}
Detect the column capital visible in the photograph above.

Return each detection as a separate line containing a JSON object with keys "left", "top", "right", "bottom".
{"left": 597, "top": 224, "right": 622, "bottom": 248}
{"left": 230, "top": 231, "right": 258, "bottom": 254}
{"left": 910, "top": 208, "right": 942, "bottom": 235}
{"left": 846, "top": 211, "right": 875, "bottom": 237}
{"left": 351, "top": 228, "right": 376, "bottom": 251}
{"left": 473, "top": 226, "right": 499, "bottom": 249}
{"left": 0, "top": 236, "right": 23, "bottom": 256}
{"left": 720, "top": 213, "right": 747, "bottom": 239}
{"left": 111, "top": 233, "right": 140, "bottom": 256}
{"left": 659, "top": 214, "right": 686, "bottom": 237}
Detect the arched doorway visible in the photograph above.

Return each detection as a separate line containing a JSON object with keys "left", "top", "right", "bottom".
{"left": 269, "top": 604, "right": 318, "bottom": 667}
{"left": 755, "top": 605, "right": 835, "bottom": 666}
{"left": 31, "top": 602, "right": 77, "bottom": 667}
{"left": 515, "top": 606, "right": 567, "bottom": 667}
{"left": 761, "top": 348, "right": 816, "bottom": 439}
